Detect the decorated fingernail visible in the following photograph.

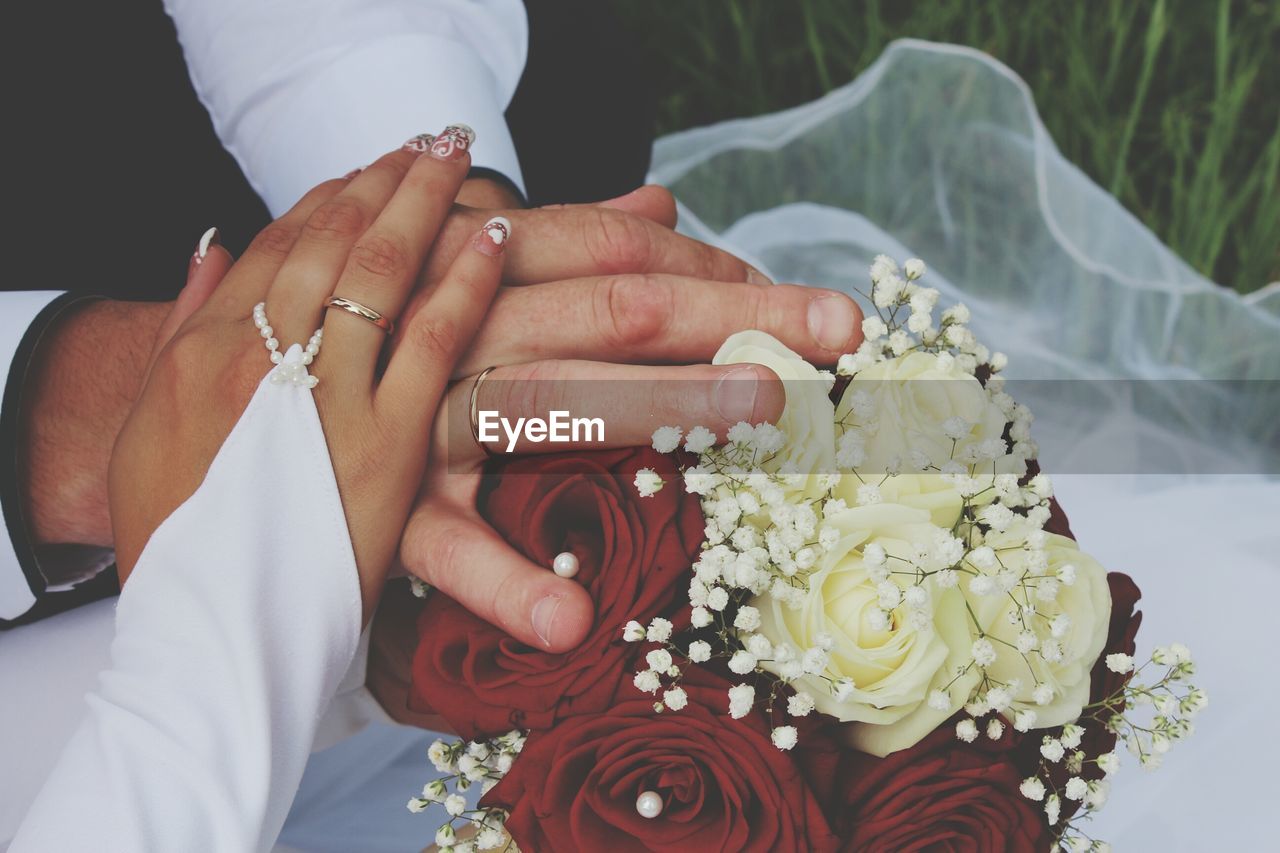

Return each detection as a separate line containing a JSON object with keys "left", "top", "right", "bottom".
{"left": 402, "top": 133, "right": 436, "bottom": 153}
{"left": 428, "top": 123, "right": 475, "bottom": 160}
{"left": 474, "top": 216, "right": 511, "bottom": 256}
{"left": 341, "top": 166, "right": 364, "bottom": 180}
{"left": 188, "top": 226, "right": 220, "bottom": 277}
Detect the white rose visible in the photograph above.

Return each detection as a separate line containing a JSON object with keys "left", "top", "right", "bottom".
{"left": 835, "top": 472, "right": 966, "bottom": 530}
{"left": 837, "top": 351, "right": 1017, "bottom": 477}
{"left": 713, "top": 331, "right": 835, "bottom": 474}
{"left": 751, "top": 502, "right": 979, "bottom": 757}
{"left": 972, "top": 533, "right": 1111, "bottom": 728}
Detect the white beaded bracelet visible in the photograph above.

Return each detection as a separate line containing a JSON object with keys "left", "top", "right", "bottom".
{"left": 253, "top": 302, "right": 323, "bottom": 388}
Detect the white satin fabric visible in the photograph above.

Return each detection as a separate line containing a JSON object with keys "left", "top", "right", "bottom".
{"left": 9, "top": 358, "right": 364, "bottom": 852}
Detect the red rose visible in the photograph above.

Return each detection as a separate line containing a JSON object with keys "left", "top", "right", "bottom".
{"left": 408, "top": 447, "right": 704, "bottom": 739}
{"left": 832, "top": 724, "right": 1053, "bottom": 852}
{"left": 483, "top": 673, "right": 838, "bottom": 853}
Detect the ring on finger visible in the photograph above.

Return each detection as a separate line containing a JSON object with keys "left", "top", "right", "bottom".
{"left": 469, "top": 366, "right": 499, "bottom": 458}
{"left": 324, "top": 295, "right": 396, "bottom": 335}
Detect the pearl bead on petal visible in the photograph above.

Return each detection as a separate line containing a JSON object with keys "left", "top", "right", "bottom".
{"left": 552, "top": 552, "right": 580, "bottom": 578}
{"left": 635, "top": 791, "right": 663, "bottom": 819}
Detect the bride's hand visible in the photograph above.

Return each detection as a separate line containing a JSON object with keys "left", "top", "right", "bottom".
{"left": 108, "top": 127, "right": 506, "bottom": 624}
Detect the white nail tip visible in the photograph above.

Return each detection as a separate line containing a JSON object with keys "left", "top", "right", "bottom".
{"left": 197, "top": 227, "right": 218, "bottom": 260}
{"left": 483, "top": 216, "right": 512, "bottom": 245}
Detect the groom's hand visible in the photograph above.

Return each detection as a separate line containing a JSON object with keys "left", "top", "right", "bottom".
{"left": 392, "top": 185, "right": 865, "bottom": 654}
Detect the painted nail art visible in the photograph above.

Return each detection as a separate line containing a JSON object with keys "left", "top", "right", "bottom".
{"left": 188, "top": 227, "right": 219, "bottom": 278}
{"left": 402, "top": 133, "right": 436, "bottom": 154}
{"left": 428, "top": 124, "right": 475, "bottom": 160}
{"left": 474, "top": 216, "right": 511, "bottom": 256}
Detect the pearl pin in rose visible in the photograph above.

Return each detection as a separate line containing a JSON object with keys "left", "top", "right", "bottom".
{"left": 635, "top": 790, "right": 663, "bottom": 819}
{"left": 551, "top": 552, "right": 579, "bottom": 579}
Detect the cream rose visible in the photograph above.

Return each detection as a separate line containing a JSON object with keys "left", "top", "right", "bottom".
{"left": 972, "top": 532, "right": 1111, "bottom": 728}
{"left": 713, "top": 331, "right": 835, "bottom": 474}
{"left": 834, "top": 472, "right": 967, "bottom": 530}
{"left": 837, "top": 351, "right": 1013, "bottom": 476}
{"left": 751, "top": 502, "right": 979, "bottom": 757}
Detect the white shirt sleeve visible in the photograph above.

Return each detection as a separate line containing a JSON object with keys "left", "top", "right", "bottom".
{"left": 163, "top": 0, "right": 529, "bottom": 217}
{"left": 0, "top": 291, "right": 66, "bottom": 622}
{"left": 10, "top": 356, "right": 364, "bottom": 852}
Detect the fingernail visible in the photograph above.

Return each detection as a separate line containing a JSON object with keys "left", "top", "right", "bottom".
{"left": 428, "top": 124, "right": 476, "bottom": 161}
{"left": 341, "top": 166, "right": 364, "bottom": 180}
{"left": 745, "top": 265, "right": 773, "bottom": 286}
{"left": 715, "top": 366, "right": 761, "bottom": 424}
{"left": 474, "top": 216, "right": 512, "bottom": 257}
{"left": 189, "top": 226, "right": 220, "bottom": 278}
{"left": 531, "top": 593, "right": 564, "bottom": 648}
{"left": 808, "top": 294, "right": 855, "bottom": 351}
{"left": 402, "top": 133, "right": 436, "bottom": 153}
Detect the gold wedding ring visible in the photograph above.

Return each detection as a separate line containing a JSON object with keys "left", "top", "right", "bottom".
{"left": 469, "top": 366, "right": 499, "bottom": 458}
{"left": 324, "top": 296, "right": 395, "bottom": 335}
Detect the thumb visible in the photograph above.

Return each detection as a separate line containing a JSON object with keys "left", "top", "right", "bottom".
{"left": 146, "top": 227, "right": 233, "bottom": 377}
{"left": 400, "top": 500, "right": 594, "bottom": 651}
{"left": 596, "top": 184, "right": 679, "bottom": 229}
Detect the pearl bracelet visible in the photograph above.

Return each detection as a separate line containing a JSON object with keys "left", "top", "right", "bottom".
{"left": 253, "top": 302, "right": 323, "bottom": 388}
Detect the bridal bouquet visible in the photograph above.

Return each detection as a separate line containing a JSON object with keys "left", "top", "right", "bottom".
{"left": 406, "top": 257, "right": 1205, "bottom": 852}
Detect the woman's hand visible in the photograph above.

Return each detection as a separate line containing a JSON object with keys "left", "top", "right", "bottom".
{"left": 108, "top": 126, "right": 507, "bottom": 624}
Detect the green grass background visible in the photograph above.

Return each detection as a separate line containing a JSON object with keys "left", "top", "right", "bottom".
{"left": 613, "top": 0, "right": 1278, "bottom": 294}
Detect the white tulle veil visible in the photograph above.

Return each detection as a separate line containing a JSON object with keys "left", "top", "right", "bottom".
{"left": 652, "top": 39, "right": 1278, "bottom": 480}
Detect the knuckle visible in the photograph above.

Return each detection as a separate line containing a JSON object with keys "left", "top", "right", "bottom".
{"left": 407, "top": 315, "right": 461, "bottom": 361}
{"left": 740, "top": 282, "right": 768, "bottom": 331}
{"left": 250, "top": 223, "right": 298, "bottom": 259}
{"left": 502, "top": 360, "right": 566, "bottom": 421}
{"left": 689, "top": 240, "right": 723, "bottom": 280}
{"left": 596, "top": 275, "right": 673, "bottom": 349}
{"left": 584, "top": 208, "right": 654, "bottom": 274}
{"left": 402, "top": 514, "right": 463, "bottom": 583}
{"left": 488, "top": 568, "right": 525, "bottom": 633}
{"left": 303, "top": 198, "right": 367, "bottom": 241}
{"left": 349, "top": 233, "right": 410, "bottom": 280}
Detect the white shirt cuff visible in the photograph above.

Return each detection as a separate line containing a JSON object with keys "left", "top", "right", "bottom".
{"left": 215, "top": 35, "right": 525, "bottom": 217}
{"left": 0, "top": 292, "right": 66, "bottom": 621}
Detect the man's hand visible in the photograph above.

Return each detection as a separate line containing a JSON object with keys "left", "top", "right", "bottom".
{"left": 22, "top": 300, "right": 169, "bottom": 548}
{"left": 393, "top": 183, "right": 864, "bottom": 654}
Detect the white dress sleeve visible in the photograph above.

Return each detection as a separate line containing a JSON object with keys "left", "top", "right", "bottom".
{"left": 10, "top": 352, "right": 364, "bottom": 852}
{"left": 162, "top": 0, "right": 529, "bottom": 216}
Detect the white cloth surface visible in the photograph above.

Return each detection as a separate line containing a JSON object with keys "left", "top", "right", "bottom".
{"left": 0, "top": 291, "right": 64, "bottom": 620}
{"left": 9, "top": 359, "right": 363, "bottom": 852}
{"left": 163, "top": 0, "right": 529, "bottom": 216}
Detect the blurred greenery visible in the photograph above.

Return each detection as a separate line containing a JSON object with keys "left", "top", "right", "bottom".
{"left": 612, "top": 0, "right": 1279, "bottom": 293}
